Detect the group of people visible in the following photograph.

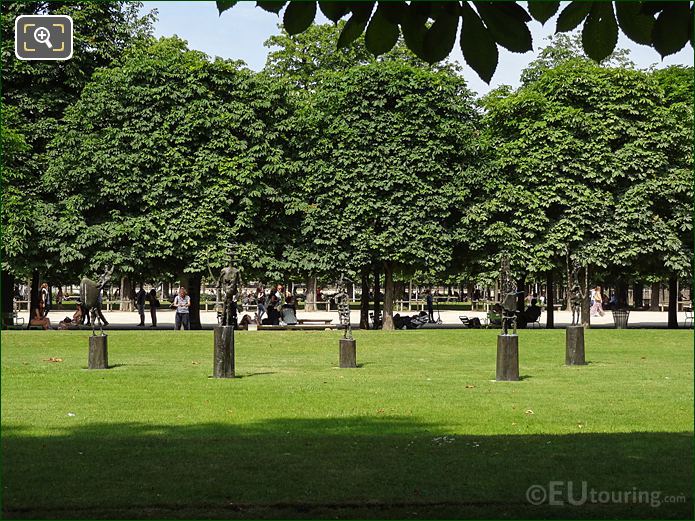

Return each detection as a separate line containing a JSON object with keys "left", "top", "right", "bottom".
{"left": 250, "top": 284, "right": 298, "bottom": 326}
{"left": 488, "top": 296, "right": 542, "bottom": 329}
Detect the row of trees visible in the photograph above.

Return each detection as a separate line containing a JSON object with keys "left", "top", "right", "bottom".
{"left": 2, "top": 4, "right": 692, "bottom": 329}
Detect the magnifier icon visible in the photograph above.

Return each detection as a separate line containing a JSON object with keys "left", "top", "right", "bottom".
{"left": 33, "top": 26, "right": 52, "bottom": 49}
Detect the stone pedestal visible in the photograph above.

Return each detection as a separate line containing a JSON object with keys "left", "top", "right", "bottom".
{"left": 339, "top": 338, "right": 357, "bottom": 368}
{"left": 88, "top": 335, "right": 108, "bottom": 369}
{"left": 565, "top": 325, "right": 587, "bottom": 365}
{"left": 496, "top": 334, "right": 519, "bottom": 381}
{"left": 213, "top": 326, "right": 235, "bottom": 378}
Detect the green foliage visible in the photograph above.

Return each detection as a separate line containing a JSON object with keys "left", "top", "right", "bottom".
{"left": 290, "top": 60, "right": 478, "bottom": 279}
{"left": 465, "top": 60, "right": 693, "bottom": 282}
{"left": 219, "top": 1, "right": 695, "bottom": 82}
{"left": 1, "top": 2, "right": 154, "bottom": 278}
{"left": 45, "top": 38, "right": 292, "bottom": 281}
{"left": 520, "top": 32, "right": 634, "bottom": 85}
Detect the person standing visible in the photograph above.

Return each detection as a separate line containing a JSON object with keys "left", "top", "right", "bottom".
{"left": 40, "top": 283, "right": 51, "bottom": 318}
{"left": 425, "top": 289, "right": 435, "bottom": 323}
{"left": 56, "top": 286, "right": 64, "bottom": 308}
{"left": 135, "top": 285, "right": 147, "bottom": 326}
{"left": 256, "top": 286, "right": 266, "bottom": 320}
{"left": 173, "top": 287, "right": 191, "bottom": 330}
{"left": 147, "top": 289, "right": 159, "bottom": 327}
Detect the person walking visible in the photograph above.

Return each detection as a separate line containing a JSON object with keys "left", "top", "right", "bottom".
{"left": 591, "top": 285, "right": 605, "bottom": 317}
{"left": 173, "top": 287, "right": 191, "bottom": 330}
{"left": 147, "top": 289, "right": 159, "bottom": 327}
{"left": 135, "top": 285, "right": 147, "bottom": 326}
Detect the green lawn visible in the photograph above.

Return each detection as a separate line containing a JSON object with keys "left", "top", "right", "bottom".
{"left": 1, "top": 329, "right": 692, "bottom": 519}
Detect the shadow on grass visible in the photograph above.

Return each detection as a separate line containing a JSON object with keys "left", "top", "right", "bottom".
{"left": 2, "top": 418, "right": 691, "bottom": 520}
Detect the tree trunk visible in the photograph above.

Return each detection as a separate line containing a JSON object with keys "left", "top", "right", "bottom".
{"left": 668, "top": 275, "right": 678, "bottom": 328}
{"left": 581, "top": 266, "right": 591, "bottom": 328}
{"left": 120, "top": 276, "right": 132, "bottom": 312}
{"left": 649, "top": 281, "right": 660, "bottom": 311}
{"left": 616, "top": 279, "right": 628, "bottom": 308}
{"left": 382, "top": 261, "right": 395, "bottom": 330}
{"left": 546, "top": 270, "right": 554, "bottom": 329}
{"left": 466, "top": 282, "right": 475, "bottom": 303}
{"left": 28, "top": 269, "right": 40, "bottom": 328}
{"left": 516, "top": 274, "right": 526, "bottom": 312}
{"left": 633, "top": 282, "right": 643, "bottom": 309}
{"left": 566, "top": 262, "right": 572, "bottom": 311}
{"left": 2, "top": 269, "right": 15, "bottom": 326}
{"left": 304, "top": 275, "right": 317, "bottom": 312}
{"left": 360, "top": 267, "right": 370, "bottom": 329}
{"left": 373, "top": 264, "right": 381, "bottom": 329}
{"left": 162, "top": 281, "right": 170, "bottom": 301}
{"left": 181, "top": 273, "right": 203, "bottom": 330}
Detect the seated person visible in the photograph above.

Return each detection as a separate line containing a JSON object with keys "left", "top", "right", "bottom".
{"left": 281, "top": 296, "right": 298, "bottom": 325}
{"left": 262, "top": 296, "right": 281, "bottom": 325}
{"left": 29, "top": 306, "right": 51, "bottom": 330}
{"left": 488, "top": 303, "right": 503, "bottom": 326}
{"left": 58, "top": 306, "right": 83, "bottom": 330}
{"left": 518, "top": 299, "right": 542, "bottom": 328}
{"left": 237, "top": 314, "right": 254, "bottom": 330}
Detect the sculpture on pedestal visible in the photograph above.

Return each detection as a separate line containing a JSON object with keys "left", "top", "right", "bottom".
{"left": 499, "top": 256, "right": 524, "bottom": 335}
{"left": 569, "top": 261, "right": 584, "bottom": 326}
{"left": 80, "top": 265, "right": 114, "bottom": 336}
{"left": 335, "top": 276, "right": 353, "bottom": 340}
{"left": 216, "top": 246, "right": 241, "bottom": 328}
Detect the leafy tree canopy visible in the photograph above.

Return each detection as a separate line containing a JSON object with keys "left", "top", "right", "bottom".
{"left": 45, "top": 37, "right": 292, "bottom": 282}
{"left": 219, "top": 1, "right": 694, "bottom": 83}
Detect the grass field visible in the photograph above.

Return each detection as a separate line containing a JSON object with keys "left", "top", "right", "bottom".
{"left": 1, "top": 329, "right": 692, "bottom": 519}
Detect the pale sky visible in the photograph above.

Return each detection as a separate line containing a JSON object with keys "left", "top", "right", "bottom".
{"left": 141, "top": 1, "right": 694, "bottom": 97}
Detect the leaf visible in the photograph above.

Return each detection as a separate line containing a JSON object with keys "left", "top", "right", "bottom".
{"left": 474, "top": 2, "right": 533, "bottom": 53}
{"left": 652, "top": 3, "right": 691, "bottom": 57}
{"left": 216, "top": 0, "right": 237, "bottom": 15}
{"left": 460, "top": 2, "right": 498, "bottom": 83}
{"left": 365, "top": 7, "right": 400, "bottom": 57}
{"left": 256, "top": 1, "right": 286, "bottom": 14}
{"left": 337, "top": 3, "right": 374, "bottom": 48}
{"left": 283, "top": 1, "right": 317, "bottom": 35}
{"left": 400, "top": 2, "right": 430, "bottom": 60}
{"left": 379, "top": 1, "right": 407, "bottom": 25}
{"left": 614, "top": 2, "right": 654, "bottom": 45}
{"left": 423, "top": 3, "right": 461, "bottom": 63}
{"left": 555, "top": 1, "right": 591, "bottom": 33}
{"left": 318, "top": 1, "right": 349, "bottom": 23}
{"left": 527, "top": 1, "right": 560, "bottom": 24}
{"left": 582, "top": 2, "right": 618, "bottom": 62}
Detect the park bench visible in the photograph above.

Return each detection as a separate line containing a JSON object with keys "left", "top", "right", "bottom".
{"left": 257, "top": 324, "right": 337, "bottom": 331}
{"left": 297, "top": 318, "right": 333, "bottom": 325}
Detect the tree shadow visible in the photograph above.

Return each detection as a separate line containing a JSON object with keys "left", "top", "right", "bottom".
{"left": 2, "top": 417, "right": 691, "bottom": 519}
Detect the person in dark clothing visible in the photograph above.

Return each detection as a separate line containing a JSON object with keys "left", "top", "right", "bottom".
{"left": 135, "top": 286, "right": 147, "bottom": 326}
{"left": 425, "top": 289, "right": 435, "bottom": 323}
{"left": 262, "top": 295, "right": 281, "bottom": 325}
{"left": 147, "top": 289, "right": 159, "bottom": 327}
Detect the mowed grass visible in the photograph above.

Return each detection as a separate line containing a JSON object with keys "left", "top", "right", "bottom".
{"left": 1, "top": 329, "right": 693, "bottom": 519}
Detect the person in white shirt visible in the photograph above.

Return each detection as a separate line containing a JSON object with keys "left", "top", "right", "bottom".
{"left": 173, "top": 287, "right": 191, "bottom": 330}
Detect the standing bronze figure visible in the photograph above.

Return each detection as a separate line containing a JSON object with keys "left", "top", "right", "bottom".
{"left": 216, "top": 248, "right": 241, "bottom": 327}
{"left": 500, "top": 256, "right": 524, "bottom": 335}
{"left": 335, "top": 276, "right": 352, "bottom": 340}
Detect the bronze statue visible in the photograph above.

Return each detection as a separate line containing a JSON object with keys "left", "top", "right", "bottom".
{"left": 216, "top": 247, "right": 241, "bottom": 327}
{"left": 569, "top": 261, "right": 585, "bottom": 326}
{"left": 500, "top": 256, "right": 524, "bottom": 335}
{"left": 80, "top": 265, "right": 114, "bottom": 336}
{"left": 335, "top": 276, "right": 352, "bottom": 340}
